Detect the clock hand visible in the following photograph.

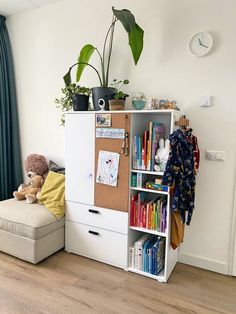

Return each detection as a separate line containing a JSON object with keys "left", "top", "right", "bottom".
{"left": 198, "top": 38, "right": 208, "bottom": 48}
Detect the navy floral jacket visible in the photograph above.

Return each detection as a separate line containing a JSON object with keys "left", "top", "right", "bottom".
{"left": 162, "top": 129, "right": 196, "bottom": 225}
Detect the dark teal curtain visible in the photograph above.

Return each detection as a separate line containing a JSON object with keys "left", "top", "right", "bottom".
{"left": 0, "top": 15, "right": 23, "bottom": 200}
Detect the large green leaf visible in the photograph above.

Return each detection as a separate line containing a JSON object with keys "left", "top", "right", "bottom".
{"left": 128, "top": 23, "right": 144, "bottom": 65}
{"left": 63, "top": 69, "right": 72, "bottom": 86}
{"left": 112, "top": 8, "right": 135, "bottom": 32}
{"left": 76, "top": 44, "right": 95, "bottom": 82}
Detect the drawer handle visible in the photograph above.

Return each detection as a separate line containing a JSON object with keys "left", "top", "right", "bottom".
{"left": 88, "top": 209, "right": 100, "bottom": 214}
{"left": 88, "top": 230, "right": 99, "bottom": 236}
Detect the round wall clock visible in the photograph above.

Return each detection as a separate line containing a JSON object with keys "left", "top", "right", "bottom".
{"left": 189, "top": 32, "right": 213, "bottom": 57}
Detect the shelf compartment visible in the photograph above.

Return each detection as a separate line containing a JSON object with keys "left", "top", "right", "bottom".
{"left": 131, "top": 169, "right": 164, "bottom": 176}
{"left": 130, "top": 187, "right": 169, "bottom": 195}
{"left": 127, "top": 267, "right": 165, "bottom": 282}
{"left": 129, "top": 226, "right": 166, "bottom": 237}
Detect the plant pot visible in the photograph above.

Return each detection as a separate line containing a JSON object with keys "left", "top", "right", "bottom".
{"left": 72, "top": 94, "right": 89, "bottom": 111}
{"left": 108, "top": 99, "right": 125, "bottom": 111}
{"left": 91, "top": 87, "right": 114, "bottom": 111}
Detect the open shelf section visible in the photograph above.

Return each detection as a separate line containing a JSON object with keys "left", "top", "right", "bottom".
{"left": 129, "top": 226, "right": 166, "bottom": 237}
{"left": 131, "top": 169, "right": 164, "bottom": 176}
{"left": 127, "top": 267, "right": 165, "bottom": 282}
{"left": 130, "top": 186, "right": 169, "bottom": 195}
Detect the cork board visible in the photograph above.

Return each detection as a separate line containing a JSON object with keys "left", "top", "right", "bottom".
{"left": 95, "top": 113, "right": 131, "bottom": 212}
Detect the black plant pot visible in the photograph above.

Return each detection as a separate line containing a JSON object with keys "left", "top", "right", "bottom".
{"left": 91, "top": 87, "right": 115, "bottom": 111}
{"left": 72, "top": 94, "right": 89, "bottom": 111}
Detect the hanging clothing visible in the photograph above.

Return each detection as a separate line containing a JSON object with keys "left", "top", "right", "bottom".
{"left": 162, "top": 129, "right": 199, "bottom": 225}
{"left": 171, "top": 211, "right": 185, "bottom": 250}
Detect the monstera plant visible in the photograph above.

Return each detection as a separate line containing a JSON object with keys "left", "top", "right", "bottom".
{"left": 63, "top": 7, "right": 144, "bottom": 110}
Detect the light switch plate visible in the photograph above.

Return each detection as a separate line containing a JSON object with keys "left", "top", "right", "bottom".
{"left": 200, "top": 96, "right": 211, "bottom": 107}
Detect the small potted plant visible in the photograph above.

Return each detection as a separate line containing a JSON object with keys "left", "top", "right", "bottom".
{"left": 108, "top": 79, "right": 129, "bottom": 110}
{"left": 55, "top": 83, "right": 91, "bottom": 125}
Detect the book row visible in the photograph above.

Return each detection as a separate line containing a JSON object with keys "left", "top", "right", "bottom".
{"left": 132, "top": 121, "right": 165, "bottom": 171}
{"left": 129, "top": 234, "right": 165, "bottom": 275}
{"left": 130, "top": 193, "right": 167, "bottom": 233}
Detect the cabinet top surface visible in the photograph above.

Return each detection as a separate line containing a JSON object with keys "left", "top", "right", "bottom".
{"left": 66, "top": 109, "right": 179, "bottom": 114}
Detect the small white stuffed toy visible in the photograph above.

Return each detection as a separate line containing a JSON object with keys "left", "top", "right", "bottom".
{"left": 154, "top": 139, "right": 170, "bottom": 172}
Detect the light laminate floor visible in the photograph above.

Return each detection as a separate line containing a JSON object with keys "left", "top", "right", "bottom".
{"left": 0, "top": 250, "right": 235, "bottom": 314}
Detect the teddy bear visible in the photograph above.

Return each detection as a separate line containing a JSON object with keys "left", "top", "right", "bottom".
{"left": 13, "top": 154, "right": 49, "bottom": 204}
{"left": 13, "top": 175, "right": 44, "bottom": 204}
{"left": 154, "top": 139, "right": 170, "bottom": 172}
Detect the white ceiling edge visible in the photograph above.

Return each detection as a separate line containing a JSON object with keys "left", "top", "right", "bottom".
{"left": 0, "top": 0, "right": 62, "bottom": 17}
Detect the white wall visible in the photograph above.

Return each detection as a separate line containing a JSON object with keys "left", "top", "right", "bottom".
{"left": 6, "top": 0, "right": 236, "bottom": 274}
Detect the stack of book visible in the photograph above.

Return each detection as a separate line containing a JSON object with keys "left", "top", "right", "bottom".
{"left": 132, "top": 122, "right": 165, "bottom": 171}
{"left": 129, "top": 235, "right": 165, "bottom": 275}
{"left": 130, "top": 193, "right": 167, "bottom": 233}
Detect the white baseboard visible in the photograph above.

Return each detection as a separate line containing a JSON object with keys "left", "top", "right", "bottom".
{"left": 178, "top": 253, "right": 229, "bottom": 275}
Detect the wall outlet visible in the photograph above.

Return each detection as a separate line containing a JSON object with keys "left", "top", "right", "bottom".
{"left": 205, "top": 150, "right": 225, "bottom": 161}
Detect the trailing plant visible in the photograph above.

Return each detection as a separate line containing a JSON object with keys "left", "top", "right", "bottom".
{"left": 110, "top": 79, "right": 129, "bottom": 99}
{"left": 63, "top": 7, "right": 144, "bottom": 87}
{"left": 55, "top": 83, "right": 91, "bottom": 125}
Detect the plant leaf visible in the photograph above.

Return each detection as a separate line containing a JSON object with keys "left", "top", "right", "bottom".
{"left": 76, "top": 44, "right": 95, "bottom": 82}
{"left": 112, "top": 8, "right": 135, "bottom": 32}
{"left": 128, "top": 23, "right": 144, "bottom": 65}
{"left": 63, "top": 69, "right": 72, "bottom": 86}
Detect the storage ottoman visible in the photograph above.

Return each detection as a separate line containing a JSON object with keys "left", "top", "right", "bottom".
{"left": 0, "top": 198, "right": 65, "bottom": 263}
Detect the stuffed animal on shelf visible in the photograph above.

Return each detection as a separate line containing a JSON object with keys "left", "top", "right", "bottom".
{"left": 13, "top": 154, "right": 49, "bottom": 204}
{"left": 154, "top": 139, "right": 170, "bottom": 172}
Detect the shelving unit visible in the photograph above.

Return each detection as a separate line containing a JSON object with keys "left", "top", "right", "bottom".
{"left": 127, "top": 109, "right": 180, "bottom": 283}
{"left": 65, "top": 109, "right": 180, "bottom": 284}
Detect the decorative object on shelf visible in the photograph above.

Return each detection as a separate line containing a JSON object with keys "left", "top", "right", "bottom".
{"left": 154, "top": 139, "right": 170, "bottom": 172}
{"left": 63, "top": 7, "right": 144, "bottom": 111}
{"left": 132, "top": 92, "right": 146, "bottom": 110}
{"left": 108, "top": 79, "right": 129, "bottom": 110}
{"left": 159, "top": 99, "right": 179, "bottom": 110}
{"left": 96, "top": 114, "right": 112, "bottom": 127}
{"left": 55, "top": 84, "right": 91, "bottom": 125}
{"left": 189, "top": 31, "right": 213, "bottom": 57}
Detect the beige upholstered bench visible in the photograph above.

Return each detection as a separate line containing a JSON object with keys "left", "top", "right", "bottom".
{"left": 0, "top": 198, "right": 65, "bottom": 263}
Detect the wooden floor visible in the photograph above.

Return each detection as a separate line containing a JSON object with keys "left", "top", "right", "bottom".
{"left": 0, "top": 250, "right": 235, "bottom": 314}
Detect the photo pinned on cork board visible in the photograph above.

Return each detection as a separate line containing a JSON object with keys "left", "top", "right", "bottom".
{"left": 96, "top": 113, "right": 111, "bottom": 127}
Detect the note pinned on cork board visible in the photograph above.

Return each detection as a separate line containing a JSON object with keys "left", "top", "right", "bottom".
{"left": 96, "top": 150, "right": 120, "bottom": 187}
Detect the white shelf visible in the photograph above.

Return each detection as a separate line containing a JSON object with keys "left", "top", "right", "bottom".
{"left": 127, "top": 267, "right": 165, "bottom": 282}
{"left": 130, "top": 187, "right": 169, "bottom": 195}
{"left": 67, "top": 109, "right": 178, "bottom": 115}
{"left": 131, "top": 169, "right": 164, "bottom": 176}
{"left": 129, "top": 226, "right": 166, "bottom": 237}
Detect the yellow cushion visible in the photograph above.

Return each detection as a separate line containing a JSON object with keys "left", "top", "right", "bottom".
{"left": 38, "top": 171, "right": 65, "bottom": 219}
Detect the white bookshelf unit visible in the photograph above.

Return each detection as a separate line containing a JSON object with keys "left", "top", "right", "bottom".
{"left": 65, "top": 109, "right": 180, "bottom": 283}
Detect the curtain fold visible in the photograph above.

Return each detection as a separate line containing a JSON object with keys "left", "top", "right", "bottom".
{"left": 0, "top": 15, "right": 23, "bottom": 200}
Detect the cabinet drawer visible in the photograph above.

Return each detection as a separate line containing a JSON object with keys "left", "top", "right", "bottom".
{"left": 66, "top": 201, "right": 128, "bottom": 234}
{"left": 65, "top": 221, "right": 127, "bottom": 268}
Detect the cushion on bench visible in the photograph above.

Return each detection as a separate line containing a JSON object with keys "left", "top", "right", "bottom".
{"left": 0, "top": 198, "right": 64, "bottom": 240}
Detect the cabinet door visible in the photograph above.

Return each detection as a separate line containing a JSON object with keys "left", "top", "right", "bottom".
{"left": 65, "top": 113, "right": 95, "bottom": 204}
